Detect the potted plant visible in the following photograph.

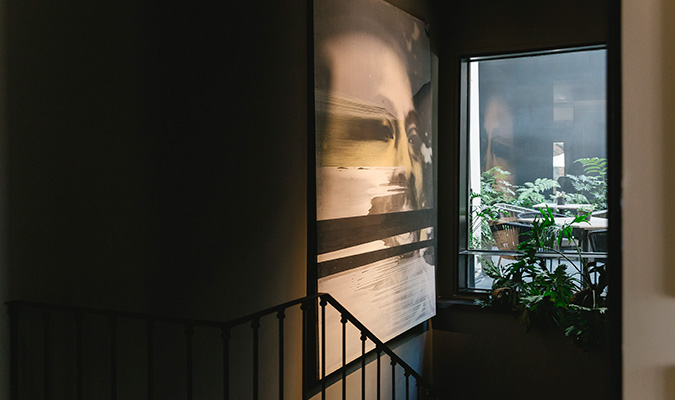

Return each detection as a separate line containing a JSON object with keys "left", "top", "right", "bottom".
{"left": 477, "top": 207, "right": 608, "bottom": 350}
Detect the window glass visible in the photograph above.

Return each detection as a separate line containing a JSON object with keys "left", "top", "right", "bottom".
{"left": 463, "top": 49, "right": 608, "bottom": 290}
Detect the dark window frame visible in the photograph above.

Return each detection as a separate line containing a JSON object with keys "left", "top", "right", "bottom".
{"left": 456, "top": 45, "right": 609, "bottom": 294}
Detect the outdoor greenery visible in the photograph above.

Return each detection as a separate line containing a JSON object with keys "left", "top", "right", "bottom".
{"left": 516, "top": 178, "right": 560, "bottom": 208}
{"left": 566, "top": 157, "right": 608, "bottom": 210}
{"left": 471, "top": 165, "right": 564, "bottom": 211}
{"left": 469, "top": 157, "right": 608, "bottom": 249}
{"left": 477, "top": 207, "right": 607, "bottom": 350}
{"left": 468, "top": 167, "right": 508, "bottom": 249}
{"left": 472, "top": 157, "right": 607, "bottom": 214}
{"left": 470, "top": 157, "right": 609, "bottom": 350}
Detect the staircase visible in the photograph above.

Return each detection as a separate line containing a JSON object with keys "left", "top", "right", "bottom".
{"left": 8, "top": 294, "right": 443, "bottom": 399}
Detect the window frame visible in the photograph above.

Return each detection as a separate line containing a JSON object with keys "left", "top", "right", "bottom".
{"left": 455, "top": 45, "right": 609, "bottom": 296}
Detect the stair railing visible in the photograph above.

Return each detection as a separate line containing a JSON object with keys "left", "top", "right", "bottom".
{"left": 317, "top": 293, "right": 442, "bottom": 399}
{"left": 7, "top": 294, "right": 442, "bottom": 399}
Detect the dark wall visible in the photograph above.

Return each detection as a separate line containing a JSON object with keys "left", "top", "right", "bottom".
{"left": 2, "top": 0, "right": 437, "bottom": 398}
{"left": 4, "top": 0, "right": 311, "bottom": 321}
{"left": 6, "top": 1, "right": 155, "bottom": 310}
{"left": 2, "top": 2, "right": 313, "bottom": 397}
{"left": 442, "top": 0, "right": 607, "bottom": 55}
{"left": 432, "top": 0, "right": 612, "bottom": 398}
{"left": 432, "top": 305, "right": 609, "bottom": 400}
{"left": 1, "top": 0, "right": 613, "bottom": 398}
{"left": 3, "top": 0, "right": 441, "bottom": 322}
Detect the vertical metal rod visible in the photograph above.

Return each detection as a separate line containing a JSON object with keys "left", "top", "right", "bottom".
{"left": 147, "top": 320, "right": 154, "bottom": 400}
{"left": 9, "top": 305, "right": 19, "bottom": 400}
{"left": 75, "top": 313, "right": 83, "bottom": 400}
{"left": 320, "top": 299, "right": 326, "bottom": 400}
{"left": 277, "top": 310, "right": 285, "bottom": 400}
{"left": 361, "top": 332, "right": 366, "bottom": 400}
{"left": 391, "top": 359, "right": 396, "bottom": 400}
{"left": 43, "top": 309, "right": 50, "bottom": 400}
{"left": 301, "top": 301, "right": 307, "bottom": 396}
{"left": 110, "top": 315, "right": 118, "bottom": 400}
{"left": 186, "top": 324, "right": 194, "bottom": 400}
{"left": 404, "top": 372, "right": 410, "bottom": 400}
{"left": 341, "top": 314, "right": 347, "bottom": 400}
{"left": 222, "top": 326, "right": 230, "bottom": 400}
{"left": 376, "top": 348, "right": 381, "bottom": 400}
{"left": 252, "top": 318, "right": 260, "bottom": 400}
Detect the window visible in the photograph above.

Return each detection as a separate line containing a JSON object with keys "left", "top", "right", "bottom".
{"left": 458, "top": 47, "right": 608, "bottom": 291}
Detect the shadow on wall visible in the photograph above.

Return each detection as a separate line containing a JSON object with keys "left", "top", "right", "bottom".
{"left": 661, "top": 0, "right": 675, "bottom": 298}
{"left": 665, "top": 366, "right": 675, "bottom": 399}
{"left": 432, "top": 307, "right": 610, "bottom": 400}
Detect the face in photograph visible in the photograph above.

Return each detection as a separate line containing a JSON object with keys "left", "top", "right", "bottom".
{"left": 316, "top": 21, "right": 432, "bottom": 219}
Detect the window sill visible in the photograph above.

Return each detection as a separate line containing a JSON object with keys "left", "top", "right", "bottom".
{"left": 459, "top": 249, "right": 608, "bottom": 259}
{"left": 437, "top": 290, "right": 489, "bottom": 309}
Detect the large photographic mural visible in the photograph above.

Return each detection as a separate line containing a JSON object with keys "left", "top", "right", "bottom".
{"left": 313, "top": 0, "right": 435, "bottom": 374}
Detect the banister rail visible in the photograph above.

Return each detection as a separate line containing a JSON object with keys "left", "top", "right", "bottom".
{"left": 8, "top": 295, "right": 321, "bottom": 330}
{"left": 319, "top": 294, "right": 441, "bottom": 399}
{"left": 7, "top": 294, "right": 443, "bottom": 399}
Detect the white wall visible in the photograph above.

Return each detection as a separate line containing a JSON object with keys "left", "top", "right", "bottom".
{"left": 622, "top": 0, "right": 675, "bottom": 398}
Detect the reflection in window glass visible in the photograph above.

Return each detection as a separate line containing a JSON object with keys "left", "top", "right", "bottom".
{"left": 464, "top": 49, "right": 607, "bottom": 289}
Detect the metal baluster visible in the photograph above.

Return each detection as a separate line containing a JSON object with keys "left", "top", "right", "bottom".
{"left": 320, "top": 299, "right": 327, "bottom": 400}
{"left": 361, "top": 332, "right": 367, "bottom": 400}
{"left": 222, "top": 326, "right": 230, "bottom": 400}
{"left": 301, "top": 301, "right": 307, "bottom": 397}
{"left": 147, "top": 320, "right": 154, "bottom": 400}
{"left": 75, "top": 312, "right": 83, "bottom": 400}
{"left": 277, "top": 310, "right": 285, "bottom": 400}
{"left": 341, "top": 314, "right": 347, "bottom": 400}
{"left": 404, "top": 371, "right": 410, "bottom": 400}
{"left": 391, "top": 359, "right": 396, "bottom": 400}
{"left": 376, "top": 347, "right": 382, "bottom": 400}
{"left": 9, "top": 304, "right": 18, "bottom": 400}
{"left": 43, "top": 309, "right": 50, "bottom": 400}
{"left": 252, "top": 318, "right": 260, "bottom": 400}
{"left": 186, "top": 324, "right": 194, "bottom": 400}
{"left": 110, "top": 315, "right": 118, "bottom": 400}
